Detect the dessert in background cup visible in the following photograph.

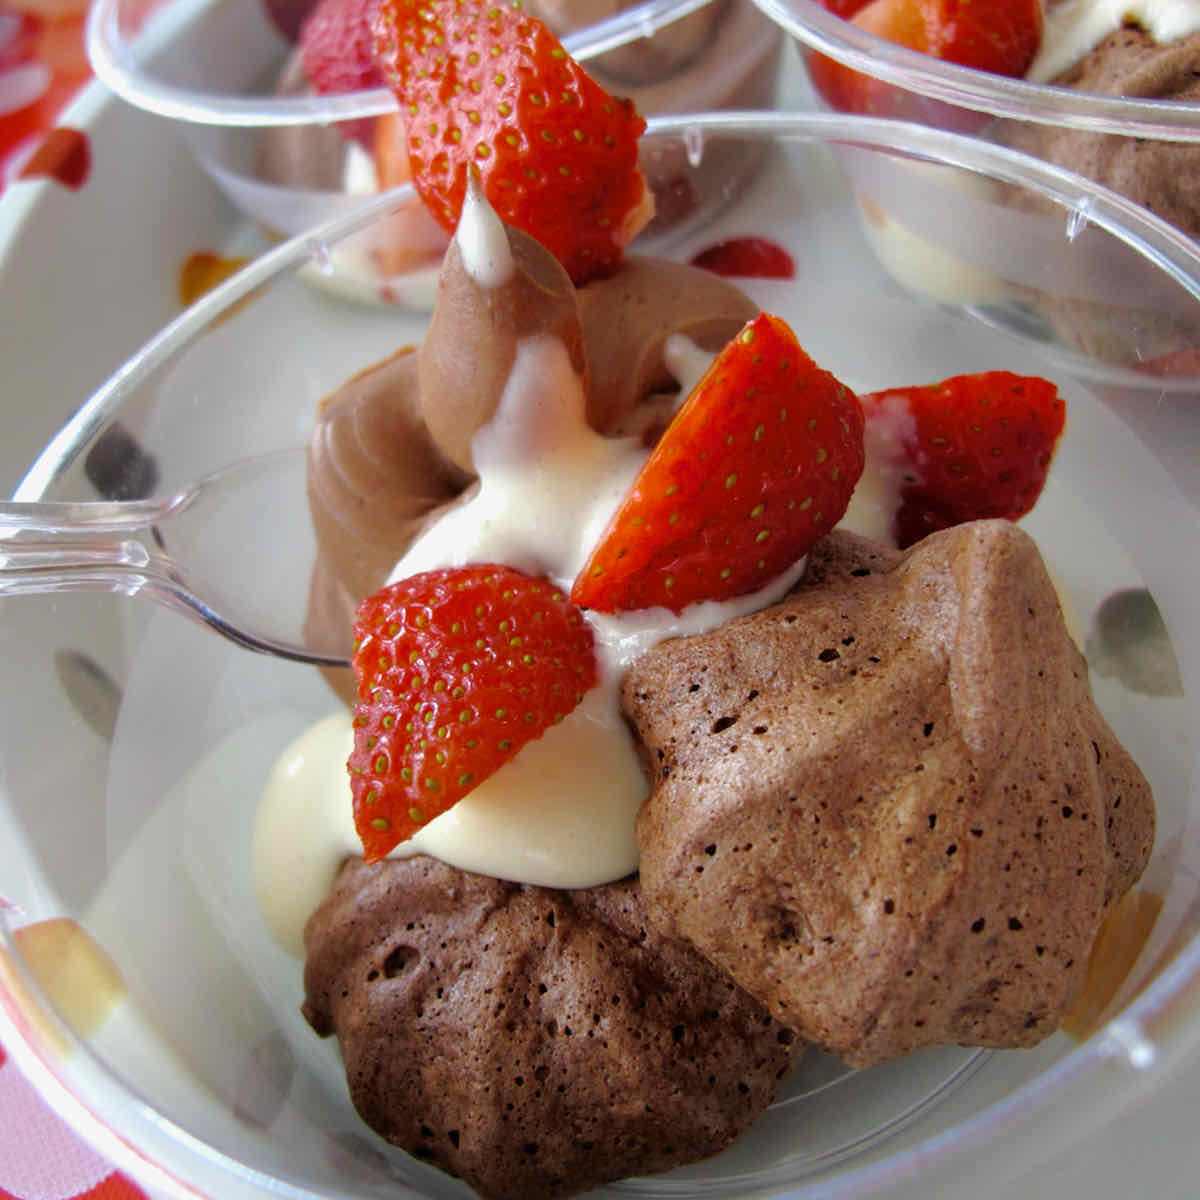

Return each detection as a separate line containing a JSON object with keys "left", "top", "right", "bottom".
{"left": 788, "top": 0, "right": 1200, "bottom": 373}
{"left": 993, "top": 1, "right": 1200, "bottom": 255}
{"left": 1000, "top": 2, "right": 1200, "bottom": 369}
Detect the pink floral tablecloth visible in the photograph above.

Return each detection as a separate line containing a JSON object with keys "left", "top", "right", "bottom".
{"left": 0, "top": 1041, "right": 148, "bottom": 1200}
{"left": 2, "top": 11, "right": 151, "bottom": 1196}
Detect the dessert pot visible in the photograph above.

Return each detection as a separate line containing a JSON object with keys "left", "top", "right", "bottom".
{"left": 749, "top": 0, "right": 1200, "bottom": 362}
{"left": 2, "top": 113, "right": 1200, "bottom": 1200}
{"left": 85, "top": 0, "right": 783, "bottom": 303}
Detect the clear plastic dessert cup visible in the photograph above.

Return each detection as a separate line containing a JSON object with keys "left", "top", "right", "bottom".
{"left": 84, "top": 0, "right": 783, "bottom": 305}
{"left": 2, "top": 112, "right": 1200, "bottom": 1200}
{"left": 746, "top": 0, "right": 1200, "bottom": 370}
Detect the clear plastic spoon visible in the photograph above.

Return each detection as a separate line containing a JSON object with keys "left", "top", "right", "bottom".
{"left": 0, "top": 447, "right": 351, "bottom": 668}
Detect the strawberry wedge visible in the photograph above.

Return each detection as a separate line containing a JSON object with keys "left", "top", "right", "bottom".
{"left": 572, "top": 313, "right": 865, "bottom": 615}
{"left": 349, "top": 565, "right": 597, "bottom": 862}
{"left": 861, "top": 370, "right": 1065, "bottom": 550}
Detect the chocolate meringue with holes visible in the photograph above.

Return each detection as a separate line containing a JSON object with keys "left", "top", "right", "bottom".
{"left": 302, "top": 858, "right": 798, "bottom": 1200}
{"left": 627, "top": 522, "right": 1155, "bottom": 1067}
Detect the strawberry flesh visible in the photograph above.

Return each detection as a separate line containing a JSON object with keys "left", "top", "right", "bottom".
{"left": 816, "top": 0, "right": 873, "bottom": 17}
{"left": 350, "top": 565, "right": 597, "bottom": 862}
{"left": 572, "top": 313, "right": 865, "bottom": 615}
{"left": 861, "top": 370, "right": 1065, "bottom": 550}
{"left": 921, "top": 0, "right": 1043, "bottom": 78}
{"left": 261, "top": 0, "right": 319, "bottom": 43}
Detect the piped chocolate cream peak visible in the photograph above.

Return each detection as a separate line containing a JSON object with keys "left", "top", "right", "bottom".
{"left": 578, "top": 254, "right": 759, "bottom": 436}
{"left": 419, "top": 171, "right": 591, "bottom": 474}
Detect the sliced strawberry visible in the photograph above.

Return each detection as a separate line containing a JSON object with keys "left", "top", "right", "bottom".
{"left": 572, "top": 313, "right": 865, "bottom": 615}
{"left": 300, "top": 0, "right": 383, "bottom": 92}
{"left": 372, "top": 108, "right": 411, "bottom": 188}
{"left": 372, "top": 0, "right": 649, "bottom": 284}
{"left": 809, "top": 0, "right": 1042, "bottom": 123}
{"left": 924, "top": 0, "right": 1043, "bottom": 77}
{"left": 861, "top": 370, "right": 1065, "bottom": 550}
{"left": 1132, "top": 348, "right": 1200, "bottom": 379}
{"left": 299, "top": 0, "right": 384, "bottom": 142}
{"left": 349, "top": 564, "right": 597, "bottom": 862}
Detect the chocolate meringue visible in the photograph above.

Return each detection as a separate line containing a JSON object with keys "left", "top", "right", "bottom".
{"left": 626, "top": 522, "right": 1155, "bottom": 1067}
{"left": 302, "top": 856, "right": 797, "bottom": 1200}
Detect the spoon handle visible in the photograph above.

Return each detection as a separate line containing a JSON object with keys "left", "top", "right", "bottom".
{"left": 0, "top": 496, "right": 186, "bottom": 596}
{"left": 0, "top": 531, "right": 293, "bottom": 662}
{"left": 0, "top": 495, "right": 181, "bottom": 535}
{"left": 0, "top": 533, "right": 172, "bottom": 598}
{"left": 0, "top": 453, "right": 351, "bottom": 668}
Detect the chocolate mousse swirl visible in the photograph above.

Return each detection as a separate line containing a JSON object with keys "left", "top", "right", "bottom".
{"left": 419, "top": 224, "right": 591, "bottom": 474}
{"left": 578, "top": 253, "right": 759, "bottom": 435}
{"left": 305, "top": 346, "right": 472, "bottom": 701}
{"left": 307, "top": 346, "right": 472, "bottom": 606}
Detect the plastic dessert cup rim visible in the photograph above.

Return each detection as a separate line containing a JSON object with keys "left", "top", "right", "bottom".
{"left": 84, "top": 0, "right": 725, "bottom": 127}
{"left": 15, "top": 112, "right": 1200, "bottom": 461}
{"left": 749, "top": 0, "right": 1200, "bottom": 142}
{"left": 6, "top": 109, "right": 1200, "bottom": 1200}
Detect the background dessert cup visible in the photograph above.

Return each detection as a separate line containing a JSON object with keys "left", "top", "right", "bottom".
{"left": 747, "top": 0, "right": 1200, "bottom": 378}
{"left": 2, "top": 113, "right": 1200, "bottom": 1200}
{"left": 85, "top": 0, "right": 782, "bottom": 305}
